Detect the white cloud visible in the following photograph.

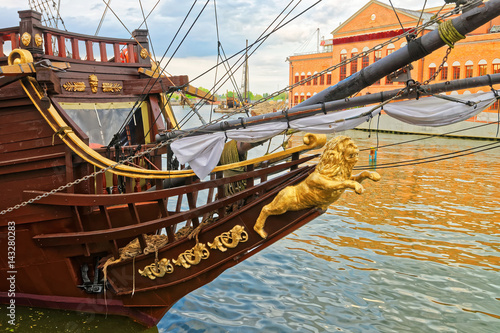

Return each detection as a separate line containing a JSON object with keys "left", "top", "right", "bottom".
{"left": 2, "top": 0, "right": 446, "bottom": 94}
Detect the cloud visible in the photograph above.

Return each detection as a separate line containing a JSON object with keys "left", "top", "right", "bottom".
{"left": 1, "top": 0, "right": 446, "bottom": 94}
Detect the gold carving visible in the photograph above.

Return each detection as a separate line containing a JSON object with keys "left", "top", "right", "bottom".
{"left": 172, "top": 243, "right": 209, "bottom": 269}
{"left": 21, "top": 32, "right": 31, "bottom": 46}
{"left": 63, "top": 82, "right": 86, "bottom": 92}
{"left": 35, "top": 34, "right": 43, "bottom": 47}
{"left": 254, "top": 135, "right": 381, "bottom": 238}
{"left": 138, "top": 258, "right": 174, "bottom": 280}
{"left": 89, "top": 74, "right": 98, "bottom": 93}
{"left": 209, "top": 225, "right": 248, "bottom": 252}
{"left": 8, "top": 49, "right": 33, "bottom": 65}
{"left": 102, "top": 82, "right": 122, "bottom": 93}
{"left": 140, "top": 48, "right": 148, "bottom": 59}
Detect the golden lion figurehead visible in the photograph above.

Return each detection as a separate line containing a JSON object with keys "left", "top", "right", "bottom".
{"left": 315, "top": 135, "right": 359, "bottom": 179}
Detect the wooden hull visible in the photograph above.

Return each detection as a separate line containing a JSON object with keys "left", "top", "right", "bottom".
{"left": 0, "top": 10, "right": 328, "bottom": 327}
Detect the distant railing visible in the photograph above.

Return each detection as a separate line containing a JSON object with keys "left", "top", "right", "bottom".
{"left": 0, "top": 27, "right": 20, "bottom": 57}
{"left": 1, "top": 10, "right": 149, "bottom": 65}
{"left": 39, "top": 26, "right": 143, "bottom": 63}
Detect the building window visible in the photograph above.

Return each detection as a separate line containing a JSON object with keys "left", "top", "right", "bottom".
{"left": 313, "top": 73, "right": 318, "bottom": 85}
{"left": 293, "top": 95, "right": 299, "bottom": 105}
{"left": 440, "top": 65, "right": 448, "bottom": 80}
{"left": 385, "top": 49, "right": 394, "bottom": 84}
{"left": 362, "top": 55, "right": 369, "bottom": 68}
{"left": 465, "top": 65, "right": 473, "bottom": 78}
{"left": 429, "top": 67, "right": 436, "bottom": 80}
{"left": 320, "top": 74, "right": 325, "bottom": 85}
{"left": 340, "top": 54, "right": 347, "bottom": 81}
{"left": 350, "top": 52, "right": 358, "bottom": 75}
{"left": 374, "top": 50, "right": 381, "bottom": 85}
{"left": 306, "top": 73, "right": 311, "bottom": 86}
{"left": 452, "top": 66, "right": 460, "bottom": 80}
{"left": 300, "top": 94, "right": 305, "bottom": 102}
{"left": 478, "top": 64, "right": 487, "bottom": 76}
{"left": 300, "top": 73, "right": 305, "bottom": 85}
{"left": 326, "top": 73, "right": 332, "bottom": 85}
{"left": 493, "top": 64, "right": 500, "bottom": 74}
{"left": 294, "top": 74, "right": 299, "bottom": 84}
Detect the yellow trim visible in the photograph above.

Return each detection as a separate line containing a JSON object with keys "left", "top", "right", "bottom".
{"left": 142, "top": 102, "right": 151, "bottom": 144}
{"left": 59, "top": 101, "right": 137, "bottom": 109}
{"left": 161, "top": 94, "right": 179, "bottom": 130}
{"left": 21, "top": 78, "right": 325, "bottom": 179}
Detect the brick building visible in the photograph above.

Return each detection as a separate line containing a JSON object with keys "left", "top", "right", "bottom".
{"left": 288, "top": 0, "right": 500, "bottom": 110}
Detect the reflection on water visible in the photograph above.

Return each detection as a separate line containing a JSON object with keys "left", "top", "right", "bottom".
{"left": 2, "top": 127, "right": 499, "bottom": 332}
{"left": 0, "top": 306, "right": 157, "bottom": 332}
{"left": 162, "top": 130, "right": 500, "bottom": 332}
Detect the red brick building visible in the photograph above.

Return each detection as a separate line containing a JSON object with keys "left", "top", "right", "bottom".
{"left": 288, "top": 0, "right": 500, "bottom": 110}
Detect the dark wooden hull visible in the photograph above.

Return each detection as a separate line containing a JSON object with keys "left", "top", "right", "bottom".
{"left": 0, "top": 10, "right": 326, "bottom": 327}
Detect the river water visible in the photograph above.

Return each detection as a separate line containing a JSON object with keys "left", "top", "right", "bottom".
{"left": 2, "top": 106, "right": 499, "bottom": 332}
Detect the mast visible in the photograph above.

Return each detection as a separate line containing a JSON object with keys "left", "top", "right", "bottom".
{"left": 291, "top": 0, "right": 500, "bottom": 109}
{"left": 242, "top": 39, "right": 249, "bottom": 104}
{"left": 157, "top": 0, "right": 500, "bottom": 141}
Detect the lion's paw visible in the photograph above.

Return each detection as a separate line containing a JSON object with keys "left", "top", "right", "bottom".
{"left": 354, "top": 183, "right": 364, "bottom": 194}
{"left": 370, "top": 172, "right": 381, "bottom": 181}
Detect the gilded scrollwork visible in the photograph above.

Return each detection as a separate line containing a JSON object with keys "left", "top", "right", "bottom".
{"left": 140, "top": 48, "right": 149, "bottom": 59}
{"left": 35, "top": 34, "right": 43, "bottom": 47}
{"left": 208, "top": 225, "right": 248, "bottom": 252}
{"left": 62, "top": 82, "right": 86, "bottom": 92}
{"left": 172, "top": 243, "right": 209, "bottom": 269}
{"left": 88, "top": 74, "right": 98, "bottom": 93}
{"left": 138, "top": 258, "right": 174, "bottom": 280}
{"left": 21, "top": 32, "right": 31, "bottom": 46}
{"left": 102, "top": 82, "right": 123, "bottom": 93}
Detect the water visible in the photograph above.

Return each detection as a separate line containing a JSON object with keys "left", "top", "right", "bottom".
{"left": 2, "top": 106, "right": 499, "bottom": 332}
{"left": 158, "top": 129, "right": 500, "bottom": 333}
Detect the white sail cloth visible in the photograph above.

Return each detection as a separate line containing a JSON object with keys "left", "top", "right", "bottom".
{"left": 384, "top": 91, "right": 497, "bottom": 126}
{"left": 171, "top": 91, "right": 498, "bottom": 178}
{"left": 171, "top": 123, "right": 287, "bottom": 179}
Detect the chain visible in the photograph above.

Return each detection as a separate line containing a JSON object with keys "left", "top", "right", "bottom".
{"left": 0, "top": 103, "right": 248, "bottom": 216}
{"left": 0, "top": 0, "right": 477, "bottom": 216}
{"left": 422, "top": 47, "right": 452, "bottom": 86}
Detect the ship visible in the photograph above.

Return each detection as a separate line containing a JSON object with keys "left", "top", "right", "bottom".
{"left": 2, "top": 0, "right": 500, "bottom": 328}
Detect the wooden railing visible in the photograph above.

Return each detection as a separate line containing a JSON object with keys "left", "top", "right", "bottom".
{"left": 5, "top": 10, "right": 149, "bottom": 65}
{"left": 39, "top": 26, "right": 146, "bottom": 64}
{"left": 0, "top": 28, "right": 20, "bottom": 58}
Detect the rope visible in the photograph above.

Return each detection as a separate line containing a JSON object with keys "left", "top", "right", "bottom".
{"left": 438, "top": 19, "right": 465, "bottom": 48}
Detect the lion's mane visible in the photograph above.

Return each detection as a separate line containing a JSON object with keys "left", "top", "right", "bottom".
{"left": 315, "top": 135, "right": 356, "bottom": 180}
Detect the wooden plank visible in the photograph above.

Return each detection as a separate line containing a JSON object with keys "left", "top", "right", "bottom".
{"left": 21, "top": 155, "right": 317, "bottom": 206}
{"left": 0, "top": 154, "right": 65, "bottom": 175}
{"left": 0, "top": 63, "right": 36, "bottom": 75}
{"left": 122, "top": 77, "right": 189, "bottom": 95}
{"left": 36, "top": 68, "right": 62, "bottom": 94}
{"left": 128, "top": 203, "right": 147, "bottom": 249}
{"left": 73, "top": 206, "right": 91, "bottom": 256}
{"left": 32, "top": 167, "right": 312, "bottom": 246}
{"left": 148, "top": 94, "right": 165, "bottom": 133}
{"left": 99, "top": 206, "right": 120, "bottom": 258}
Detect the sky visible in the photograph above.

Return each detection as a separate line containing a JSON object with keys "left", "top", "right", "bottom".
{"left": 1, "top": 0, "right": 446, "bottom": 94}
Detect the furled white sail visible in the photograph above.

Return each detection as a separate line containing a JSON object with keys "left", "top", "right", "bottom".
{"left": 171, "top": 91, "right": 498, "bottom": 178}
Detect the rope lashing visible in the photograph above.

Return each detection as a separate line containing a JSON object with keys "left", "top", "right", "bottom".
{"left": 438, "top": 19, "right": 465, "bottom": 48}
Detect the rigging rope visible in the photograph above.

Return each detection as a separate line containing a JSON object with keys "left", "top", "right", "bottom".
{"left": 438, "top": 19, "right": 465, "bottom": 48}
